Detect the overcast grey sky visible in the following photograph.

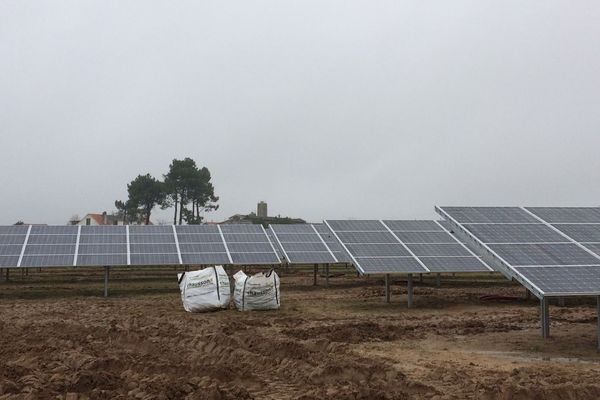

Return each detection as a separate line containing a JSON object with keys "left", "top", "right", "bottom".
{"left": 1, "top": 1, "right": 599, "bottom": 225}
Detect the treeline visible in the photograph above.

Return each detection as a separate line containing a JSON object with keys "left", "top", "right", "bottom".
{"left": 115, "top": 158, "right": 218, "bottom": 225}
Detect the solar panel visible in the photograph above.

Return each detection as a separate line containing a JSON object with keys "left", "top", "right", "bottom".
{"left": 324, "top": 220, "right": 427, "bottom": 274}
{"left": 405, "top": 243, "right": 473, "bottom": 257}
{"left": 128, "top": 226, "right": 179, "bottom": 266}
{"left": 437, "top": 206, "right": 600, "bottom": 297}
{"left": 383, "top": 220, "right": 492, "bottom": 273}
{"left": 440, "top": 207, "right": 538, "bottom": 224}
{"left": 488, "top": 243, "right": 599, "bottom": 266}
{"left": 21, "top": 225, "right": 77, "bottom": 267}
{"left": 345, "top": 243, "right": 411, "bottom": 257}
{"left": 514, "top": 266, "right": 600, "bottom": 296}
{"left": 270, "top": 224, "right": 336, "bottom": 264}
{"left": 326, "top": 220, "right": 386, "bottom": 231}
{"left": 550, "top": 224, "right": 600, "bottom": 242}
{"left": 419, "top": 257, "right": 489, "bottom": 272}
{"left": 526, "top": 207, "right": 600, "bottom": 223}
{"left": 174, "top": 225, "right": 231, "bottom": 265}
{"left": 77, "top": 225, "right": 128, "bottom": 266}
{"left": 353, "top": 257, "right": 424, "bottom": 273}
{"left": 393, "top": 231, "right": 457, "bottom": 244}
{"left": 0, "top": 225, "right": 27, "bottom": 267}
{"left": 463, "top": 224, "right": 569, "bottom": 244}
{"left": 582, "top": 243, "right": 600, "bottom": 256}
{"left": 313, "top": 224, "right": 352, "bottom": 263}
{"left": 221, "top": 224, "right": 280, "bottom": 265}
{"left": 0, "top": 224, "right": 284, "bottom": 268}
{"left": 382, "top": 220, "right": 443, "bottom": 232}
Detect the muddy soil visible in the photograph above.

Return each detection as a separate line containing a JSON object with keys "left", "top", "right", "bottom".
{"left": 1, "top": 269, "right": 599, "bottom": 399}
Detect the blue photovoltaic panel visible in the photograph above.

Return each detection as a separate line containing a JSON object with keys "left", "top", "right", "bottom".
{"left": 440, "top": 207, "right": 538, "bottom": 224}
{"left": 382, "top": 220, "right": 443, "bottom": 232}
{"left": 174, "top": 225, "right": 230, "bottom": 265}
{"left": 550, "top": 224, "right": 600, "bottom": 243}
{"left": 313, "top": 224, "right": 352, "bottom": 263}
{"left": 383, "top": 220, "right": 492, "bottom": 273}
{"left": 463, "top": 224, "right": 569, "bottom": 244}
{"left": 419, "top": 257, "right": 489, "bottom": 272}
{"left": 21, "top": 225, "right": 77, "bottom": 267}
{"left": 0, "top": 225, "right": 27, "bottom": 267}
{"left": 221, "top": 224, "right": 280, "bottom": 265}
{"left": 393, "top": 231, "right": 457, "bottom": 244}
{"left": 326, "top": 220, "right": 387, "bottom": 232}
{"left": 487, "top": 243, "right": 599, "bottom": 266}
{"left": 514, "top": 266, "right": 600, "bottom": 296}
{"left": 270, "top": 224, "right": 336, "bottom": 264}
{"left": 128, "top": 226, "right": 179, "bottom": 266}
{"left": 325, "top": 220, "right": 427, "bottom": 274}
{"left": 437, "top": 206, "right": 600, "bottom": 296}
{"left": 526, "top": 207, "right": 600, "bottom": 224}
{"left": 77, "top": 225, "right": 128, "bottom": 266}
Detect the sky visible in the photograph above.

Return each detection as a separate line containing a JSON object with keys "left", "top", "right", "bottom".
{"left": 1, "top": 1, "right": 599, "bottom": 225}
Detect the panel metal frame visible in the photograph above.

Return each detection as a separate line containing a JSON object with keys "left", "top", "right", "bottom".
{"left": 172, "top": 225, "right": 183, "bottom": 265}
{"left": 73, "top": 225, "right": 81, "bottom": 266}
{"left": 217, "top": 225, "right": 234, "bottom": 264}
{"left": 16, "top": 225, "right": 32, "bottom": 267}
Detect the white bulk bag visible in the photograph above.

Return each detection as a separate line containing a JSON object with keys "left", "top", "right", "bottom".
{"left": 177, "top": 265, "right": 231, "bottom": 312}
{"left": 233, "top": 269, "right": 280, "bottom": 311}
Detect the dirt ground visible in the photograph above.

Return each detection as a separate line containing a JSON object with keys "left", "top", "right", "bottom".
{"left": 1, "top": 267, "right": 600, "bottom": 400}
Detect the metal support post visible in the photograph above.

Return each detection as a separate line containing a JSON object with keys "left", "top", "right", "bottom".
{"left": 436, "top": 273, "right": 441, "bottom": 287}
{"left": 525, "top": 288, "right": 531, "bottom": 300}
{"left": 104, "top": 266, "right": 110, "bottom": 298}
{"left": 325, "top": 264, "right": 330, "bottom": 287}
{"left": 407, "top": 274, "right": 413, "bottom": 308}
{"left": 419, "top": 273, "right": 423, "bottom": 283}
{"left": 5, "top": 268, "right": 9, "bottom": 282}
{"left": 313, "top": 264, "right": 318, "bottom": 286}
{"left": 597, "top": 296, "right": 600, "bottom": 351}
{"left": 384, "top": 274, "right": 391, "bottom": 303}
{"left": 558, "top": 297, "right": 565, "bottom": 307}
{"left": 541, "top": 297, "right": 550, "bottom": 338}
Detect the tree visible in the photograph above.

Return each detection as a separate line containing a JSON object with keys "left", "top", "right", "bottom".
{"left": 14, "top": 221, "right": 24, "bottom": 226}
{"left": 114, "top": 200, "right": 143, "bottom": 224}
{"left": 163, "top": 158, "right": 219, "bottom": 224}
{"left": 123, "top": 174, "right": 166, "bottom": 225}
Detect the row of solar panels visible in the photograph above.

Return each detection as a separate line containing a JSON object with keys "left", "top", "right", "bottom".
{"left": 5, "top": 206, "right": 600, "bottom": 298}
{"left": 0, "top": 224, "right": 280, "bottom": 267}
{"left": 0, "top": 221, "right": 489, "bottom": 274}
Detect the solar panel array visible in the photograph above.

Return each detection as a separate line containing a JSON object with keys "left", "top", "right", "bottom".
{"left": 270, "top": 224, "right": 338, "bottom": 264}
{"left": 0, "top": 224, "right": 280, "bottom": 267}
{"left": 220, "top": 224, "right": 280, "bottom": 264}
{"left": 383, "top": 220, "right": 491, "bottom": 273}
{"left": 323, "top": 220, "right": 490, "bottom": 274}
{"left": 437, "top": 206, "right": 600, "bottom": 296}
{"left": 313, "top": 224, "right": 352, "bottom": 263}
